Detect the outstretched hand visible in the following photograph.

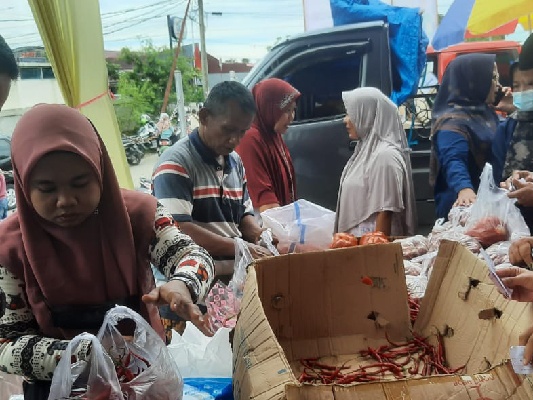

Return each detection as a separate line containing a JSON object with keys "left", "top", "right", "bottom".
{"left": 142, "top": 280, "right": 214, "bottom": 337}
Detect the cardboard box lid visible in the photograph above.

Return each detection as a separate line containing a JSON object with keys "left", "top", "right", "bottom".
{"left": 252, "top": 243, "right": 410, "bottom": 361}
{"left": 415, "top": 240, "right": 533, "bottom": 373}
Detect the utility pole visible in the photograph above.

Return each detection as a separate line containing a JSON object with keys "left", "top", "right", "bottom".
{"left": 198, "top": 0, "right": 209, "bottom": 98}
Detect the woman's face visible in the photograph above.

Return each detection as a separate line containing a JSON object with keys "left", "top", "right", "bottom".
{"left": 343, "top": 115, "right": 358, "bottom": 140}
{"left": 28, "top": 152, "right": 101, "bottom": 227}
{"left": 485, "top": 63, "right": 499, "bottom": 105}
{"left": 513, "top": 68, "right": 533, "bottom": 93}
{"left": 274, "top": 101, "right": 297, "bottom": 135}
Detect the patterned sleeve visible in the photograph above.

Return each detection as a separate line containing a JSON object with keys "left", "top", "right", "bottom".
{"left": 0, "top": 267, "right": 91, "bottom": 381}
{"left": 150, "top": 202, "right": 215, "bottom": 302}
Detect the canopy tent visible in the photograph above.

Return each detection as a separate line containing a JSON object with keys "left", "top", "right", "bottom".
{"left": 27, "top": 0, "right": 133, "bottom": 188}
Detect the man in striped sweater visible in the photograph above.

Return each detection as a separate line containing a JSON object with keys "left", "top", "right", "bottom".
{"left": 153, "top": 81, "right": 272, "bottom": 280}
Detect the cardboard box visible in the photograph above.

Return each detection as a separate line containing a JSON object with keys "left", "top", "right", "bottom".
{"left": 233, "top": 241, "right": 533, "bottom": 399}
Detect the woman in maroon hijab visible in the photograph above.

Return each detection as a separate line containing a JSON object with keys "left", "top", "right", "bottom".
{"left": 0, "top": 104, "right": 214, "bottom": 399}
{"left": 236, "top": 78, "right": 300, "bottom": 212}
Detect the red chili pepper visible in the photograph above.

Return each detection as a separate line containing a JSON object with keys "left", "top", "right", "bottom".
{"left": 361, "top": 276, "right": 373, "bottom": 286}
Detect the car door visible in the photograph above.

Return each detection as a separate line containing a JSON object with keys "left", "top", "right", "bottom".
{"left": 243, "top": 22, "right": 393, "bottom": 211}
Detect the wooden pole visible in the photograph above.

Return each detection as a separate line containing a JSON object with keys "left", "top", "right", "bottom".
{"left": 161, "top": 0, "right": 192, "bottom": 114}
{"left": 198, "top": 0, "right": 209, "bottom": 98}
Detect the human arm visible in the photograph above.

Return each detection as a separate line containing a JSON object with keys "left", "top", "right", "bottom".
{"left": 508, "top": 180, "right": 533, "bottom": 207}
{"left": 236, "top": 132, "right": 281, "bottom": 208}
{"left": 0, "top": 268, "right": 91, "bottom": 380}
{"left": 435, "top": 131, "right": 476, "bottom": 205}
{"left": 375, "top": 211, "right": 393, "bottom": 236}
{"left": 152, "top": 160, "right": 238, "bottom": 258}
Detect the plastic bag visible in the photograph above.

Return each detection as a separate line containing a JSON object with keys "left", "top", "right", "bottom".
{"left": 448, "top": 205, "right": 472, "bottom": 227}
{"left": 405, "top": 251, "right": 438, "bottom": 299}
{"left": 428, "top": 229, "right": 482, "bottom": 254}
{"left": 206, "top": 281, "right": 239, "bottom": 330}
{"left": 481, "top": 241, "right": 511, "bottom": 267}
{"left": 228, "top": 237, "right": 253, "bottom": 299}
{"left": 403, "top": 259, "right": 422, "bottom": 276}
{"left": 167, "top": 322, "right": 233, "bottom": 379}
{"left": 0, "top": 372, "right": 22, "bottom": 400}
{"left": 48, "top": 333, "right": 123, "bottom": 400}
{"left": 183, "top": 378, "right": 232, "bottom": 400}
{"left": 394, "top": 235, "right": 429, "bottom": 259}
{"left": 97, "top": 306, "right": 183, "bottom": 400}
{"left": 465, "top": 164, "right": 530, "bottom": 247}
{"left": 261, "top": 199, "right": 335, "bottom": 254}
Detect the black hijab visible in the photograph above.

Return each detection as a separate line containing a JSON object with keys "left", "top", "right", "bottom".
{"left": 429, "top": 53, "right": 499, "bottom": 185}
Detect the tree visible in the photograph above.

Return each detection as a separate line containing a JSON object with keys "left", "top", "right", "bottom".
{"left": 108, "top": 42, "right": 204, "bottom": 134}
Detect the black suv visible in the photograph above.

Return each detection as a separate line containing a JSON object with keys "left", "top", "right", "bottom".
{"left": 0, "top": 136, "right": 15, "bottom": 210}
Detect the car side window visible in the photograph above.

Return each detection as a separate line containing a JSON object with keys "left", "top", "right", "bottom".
{"left": 276, "top": 49, "right": 365, "bottom": 122}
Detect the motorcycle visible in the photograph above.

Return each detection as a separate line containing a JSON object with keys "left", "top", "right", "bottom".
{"left": 137, "top": 177, "right": 152, "bottom": 194}
{"left": 156, "top": 108, "right": 180, "bottom": 155}
{"left": 137, "top": 114, "right": 159, "bottom": 152}
{"left": 122, "top": 136, "right": 144, "bottom": 165}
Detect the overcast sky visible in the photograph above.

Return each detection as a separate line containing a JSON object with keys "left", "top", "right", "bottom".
{"left": 0, "top": 0, "right": 529, "bottom": 62}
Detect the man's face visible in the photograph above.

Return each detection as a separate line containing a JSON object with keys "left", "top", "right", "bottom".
{"left": 199, "top": 100, "right": 254, "bottom": 156}
{"left": 513, "top": 68, "right": 533, "bottom": 93}
{"left": 0, "top": 73, "right": 11, "bottom": 111}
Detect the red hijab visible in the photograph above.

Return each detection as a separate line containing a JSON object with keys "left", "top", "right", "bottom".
{"left": 237, "top": 78, "right": 300, "bottom": 207}
{"left": 0, "top": 104, "right": 163, "bottom": 340}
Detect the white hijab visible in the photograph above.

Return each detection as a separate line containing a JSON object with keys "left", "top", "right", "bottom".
{"left": 334, "top": 87, "right": 417, "bottom": 235}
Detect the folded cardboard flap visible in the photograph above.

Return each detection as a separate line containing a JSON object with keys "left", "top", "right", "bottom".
{"left": 415, "top": 240, "right": 533, "bottom": 373}
{"left": 254, "top": 243, "right": 410, "bottom": 361}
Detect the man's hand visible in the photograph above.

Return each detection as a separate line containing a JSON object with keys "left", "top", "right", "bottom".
{"left": 508, "top": 238, "right": 533, "bottom": 266}
{"left": 247, "top": 243, "right": 272, "bottom": 259}
{"left": 508, "top": 180, "right": 533, "bottom": 206}
{"left": 240, "top": 215, "right": 263, "bottom": 244}
{"left": 496, "top": 266, "right": 533, "bottom": 302}
{"left": 142, "top": 280, "right": 214, "bottom": 337}
{"left": 454, "top": 188, "right": 476, "bottom": 207}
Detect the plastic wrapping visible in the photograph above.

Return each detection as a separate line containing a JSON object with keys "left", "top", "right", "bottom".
{"left": 428, "top": 230, "right": 482, "bottom": 254}
{"left": 465, "top": 164, "right": 530, "bottom": 247}
{"left": 97, "top": 306, "right": 183, "bottom": 400}
{"left": 481, "top": 241, "right": 511, "bottom": 267}
{"left": 394, "top": 235, "right": 429, "bottom": 259}
{"left": 261, "top": 200, "right": 335, "bottom": 254}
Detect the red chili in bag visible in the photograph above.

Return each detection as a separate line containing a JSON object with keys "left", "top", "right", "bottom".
{"left": 465, "top": 216, "right": 508, "bottom": 248}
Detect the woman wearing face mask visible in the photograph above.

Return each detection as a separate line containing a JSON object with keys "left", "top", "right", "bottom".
{"left": 334, "top": 87, "right": 416, "bottom": 237}
{"left": 430, "top": 54, "right": 500, "bottom": 219}
{"left": 493, "top": 33, "right": 533, "bottom": 184}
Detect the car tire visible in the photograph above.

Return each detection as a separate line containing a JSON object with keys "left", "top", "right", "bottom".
{"left": 6, "top": 183, "right": 16, "bottom": 210}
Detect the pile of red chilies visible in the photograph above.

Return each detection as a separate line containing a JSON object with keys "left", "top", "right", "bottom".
{"left": 115, "top": 351, "right": 151, "bottom": 383}
{"left": 298, "top": 333, "right": 465, "bottom": 385}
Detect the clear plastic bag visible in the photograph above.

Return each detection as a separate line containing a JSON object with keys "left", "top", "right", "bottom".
{"left": 448, "top": 205, "right": 472, "bottom": 227}
{"left": 465, "top": 164, "right": 530, "bottom": 247}
{"left": 228, "top": 237, "right": 253, "bottom": 299}
{"left": 394, "top": 235, "right": 429, "bottom": 259}
{"left": 48, "top": 333, "right": 123, "bottom": 400}
{"left": 261, "top": 199, "right": 335, "bottom": 254}
{"left": 97, "top": 306, "right": 183, "bottom": 400}
{"left": 428, "top": 229, "right": 482, "bottom": 254}
{"left": 406, "top": 251, "right": 438, "bottom": 299}
{"left": 481, "top": 241, "right": 511, "bottom": 267}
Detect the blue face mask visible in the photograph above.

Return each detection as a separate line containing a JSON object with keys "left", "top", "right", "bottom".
{"left": 513, "top": 89, "right": 533, "bottom": 111}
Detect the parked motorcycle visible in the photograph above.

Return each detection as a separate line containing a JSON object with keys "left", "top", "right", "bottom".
{"left": 137, "top": 177, "right": 152, "bottom": 194}
{"left": 122, "top": 136, "right": 144, "bottom": 165}
{"left": 137, "top": 114, "right": 159, "bottom": 152}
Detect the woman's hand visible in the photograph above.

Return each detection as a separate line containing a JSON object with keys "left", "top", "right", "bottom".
{"left": 494, "top": 86, "right": 516, "bottom": 114}
{"left": 496, "top": 265, "right": 533, "bottom": 302}
{"left": 454, "top": 188, "right": 476, "bottom": 207}
{"left": 142, "top": 280, "right": 214, "bottom": 336}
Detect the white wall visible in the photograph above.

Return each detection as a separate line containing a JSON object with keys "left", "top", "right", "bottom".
{"left": 0, "top": 79, "right": 64, "bottom": 135}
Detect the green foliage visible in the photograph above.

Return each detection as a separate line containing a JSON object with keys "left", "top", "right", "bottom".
{"left": 108, "top": 41, "right": 204, "bottom": 134}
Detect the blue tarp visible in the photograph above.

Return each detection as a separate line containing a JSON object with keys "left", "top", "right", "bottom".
{"left": 330, "top": 0, "right": 429, "bottom": 105}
